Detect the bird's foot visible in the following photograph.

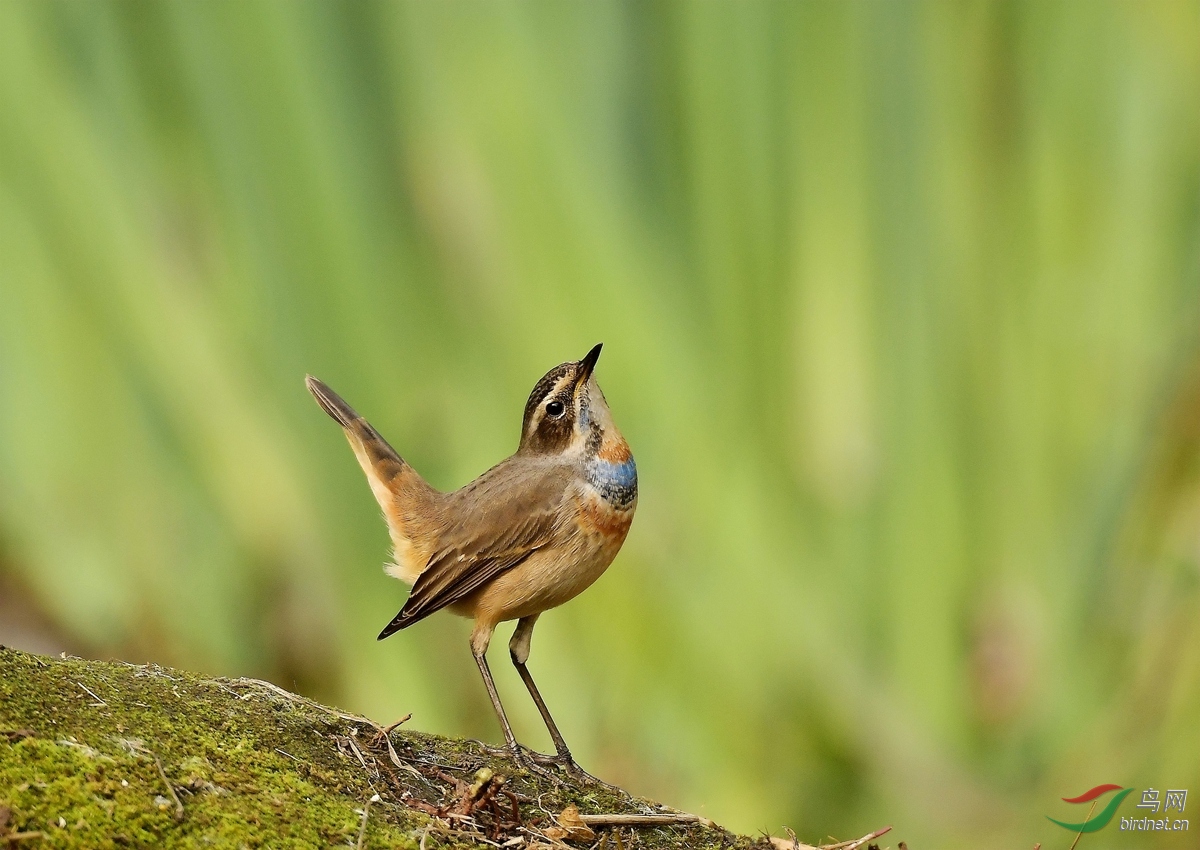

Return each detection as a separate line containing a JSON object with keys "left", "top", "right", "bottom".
{"left": 475, "top": 740, "right": 512, "bottom": 759}
{"left": 475, "top": 741, "right": 612, "bottom": 788}
{"left": 508, "top": 744, "right": 567, "bottom": 782}
{"left": 476, "top": 741, "right": 563, "bottom": 782}
{"left": 524, "top": 749, "right": 614, "bottom": 788}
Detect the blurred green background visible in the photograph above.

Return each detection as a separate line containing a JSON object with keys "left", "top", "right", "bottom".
{"left": 2, "top": 1, "right": 1199, "bottom": 846}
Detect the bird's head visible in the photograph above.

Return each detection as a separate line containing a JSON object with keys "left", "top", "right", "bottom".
{"left": 519, "top": 343, "right": 616, "bottom": 457}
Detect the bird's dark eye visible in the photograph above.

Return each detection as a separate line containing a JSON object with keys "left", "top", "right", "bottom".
{"left": 546, "top": 400, "right": 566, "bottom": 418}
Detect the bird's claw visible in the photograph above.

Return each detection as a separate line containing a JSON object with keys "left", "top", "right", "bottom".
{"left": 477, "top": 741, "right": 609, "bottom": 787}
{"left": 524, "top": 749, "right": 613, "bottom": 787}
{"left": 505, "top": 744, "right": 566, "bottom": 782}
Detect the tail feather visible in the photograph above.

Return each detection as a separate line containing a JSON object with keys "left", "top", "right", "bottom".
{"left": 306, "top": 375, "right": 405, "bottom": 478}
{"left": 306, "top": 375, "right": 436, "bottom": 585}
{"left": 306, "top": 375, "right": 358, "bottom": 427}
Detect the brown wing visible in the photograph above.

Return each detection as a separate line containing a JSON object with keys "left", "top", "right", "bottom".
{"left": 377, "top": 462, "right": 570, "bottom": 638}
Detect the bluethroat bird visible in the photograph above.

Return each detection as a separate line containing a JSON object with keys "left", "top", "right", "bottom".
{"left": 306, "top": 344, "right": 636, "bottom": 776}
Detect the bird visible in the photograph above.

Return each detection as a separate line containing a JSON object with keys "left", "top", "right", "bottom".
{"left": 305, "top": 344, "right": 636, "bottom": 777}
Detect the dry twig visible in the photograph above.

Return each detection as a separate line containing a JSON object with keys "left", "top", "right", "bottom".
{"left": 1068, "top": 801, "right": 1097, "bottom": 850}
{"left": 345, "top": 735, "right": 372, "bottom": 775}
{"left": 229, "top": 677, "right": 378, "bottom": 727}
{"left": 769, "top": 825, "right": 892, "bottom": 850}
{"left": 370, "top": 722, "right": 424, "bottom": 781}
{"left": 74, "top": 681, "right": 107, "bottom": 706}
{"left": 4, "top": 832, "right": 45, "bottom": 844}
{"left": 383, "top": 714, "right": 412, "bottom": 734}
{"left": 151, "top": 754, "right": 185, "bottom": 822}
{"left": 826, "top": 825, "right": 891, "bottom": 850}
{"left": 578, "top": 813, "right": 712, "bottom": 827}
{"left": 356, "top": 793, "right": 381, "bottom": 850}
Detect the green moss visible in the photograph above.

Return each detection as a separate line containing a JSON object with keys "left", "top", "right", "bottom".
{"left": 0, "top": 648, "right": 764, "bottom": 849}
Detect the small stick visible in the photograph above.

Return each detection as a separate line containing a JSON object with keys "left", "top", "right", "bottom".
{"left": 821, "top": 825, "right": 892, "bottom": 850}
{"left": 578, "top": 813, "right": 709, "bottom": 827}
{"left": 383, "top": 714, "right": 412, "bottom": 734}
{"left": 274, "top": 748, "right": 300, "bottom": 762}
{"left": 209, "top": 680, "right": 249, "bottom": 699}
{"left": 379, "top": 728, "right": 424, "bottom": 781}
{"left": 237, "top": 677, "right": 422, "bottom": 781}
{"left": 230, "top": 677, "right": 378, "bottom": 726}
{"left": 415, "top": 760, "right": 470, "bottom": 772}
{"left": 6, "top": 831, "right": 45, "bottom": 842}
{"left": 1068, "top": 802, "right": 1096, "bottom": 850}
{"left": 519, "top": 826, "right": 571, "bottom": 849}
{"left": 503, "top": 788, "right": 520, "bottom": 825}
{"left": 356, "top": 793, "right": 380, "bottom": 850}
{"left": 152, "top": 755, "right": 185, "bottom": 822}
{"left": 75, "top": 681, "right": 107, "bottom": 706}
{"left": 448, "top": 827, "right": 503, "bottom": 847}
{"left": 345, "top": 736, "right": 372, "bottom": 775}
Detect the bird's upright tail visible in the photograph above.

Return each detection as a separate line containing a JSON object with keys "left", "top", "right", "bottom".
{"left": 306, "top": 375, "right": 358, "bottom": 427}
{"left": 306, "top": 375, "right": 437, "bottom": 584}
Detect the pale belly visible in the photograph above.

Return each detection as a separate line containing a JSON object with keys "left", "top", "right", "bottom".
{"left": 458, "top": 498, "right": 634, "bottom": 625}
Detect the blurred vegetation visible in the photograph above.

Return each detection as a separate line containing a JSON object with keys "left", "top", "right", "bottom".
{"left": 1, "top": 1, "right": 1199, "bottom": 847}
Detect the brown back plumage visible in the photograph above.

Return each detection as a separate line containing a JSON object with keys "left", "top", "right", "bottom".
{"left": 377, "top": 459, "right": 573, "bottom": 637}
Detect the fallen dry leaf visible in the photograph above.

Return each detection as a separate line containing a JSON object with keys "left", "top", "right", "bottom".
{"left": 555, "top": 805, "right": 597, "bottom": 842}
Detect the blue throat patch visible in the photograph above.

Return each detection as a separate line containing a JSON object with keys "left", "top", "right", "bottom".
{"left": 586, "top": 456, "right": 638, "bottom": 508}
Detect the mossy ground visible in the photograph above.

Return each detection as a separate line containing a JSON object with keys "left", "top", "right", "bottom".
{"left": 0, "top": 648, "right": 766, "bottom": 849}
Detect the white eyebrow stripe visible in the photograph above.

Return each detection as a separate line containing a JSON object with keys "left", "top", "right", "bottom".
{"left": 525, "top": 375, "right": 575, "bottom": 438}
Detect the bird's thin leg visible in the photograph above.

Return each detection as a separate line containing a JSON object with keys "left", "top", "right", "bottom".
{"left": 471, "top": 647, "right": 520, "bottom": 755}
{"left": 508, "top": 616, "right": 600, "bottom": 781}
{"left": 513, "top": 661, "right": 574, "bottom": 753}
{"left": 470, "top": 627, "right": 560, "bottom": 779}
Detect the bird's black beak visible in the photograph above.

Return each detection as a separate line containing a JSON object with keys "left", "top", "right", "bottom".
{"left": 576, "top": 343, "right": 602, "bottom": 386}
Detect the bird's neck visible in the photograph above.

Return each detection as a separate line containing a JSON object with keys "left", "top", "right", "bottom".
{"left": 584, "top": 431, "right": 637, "bottom": 509}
